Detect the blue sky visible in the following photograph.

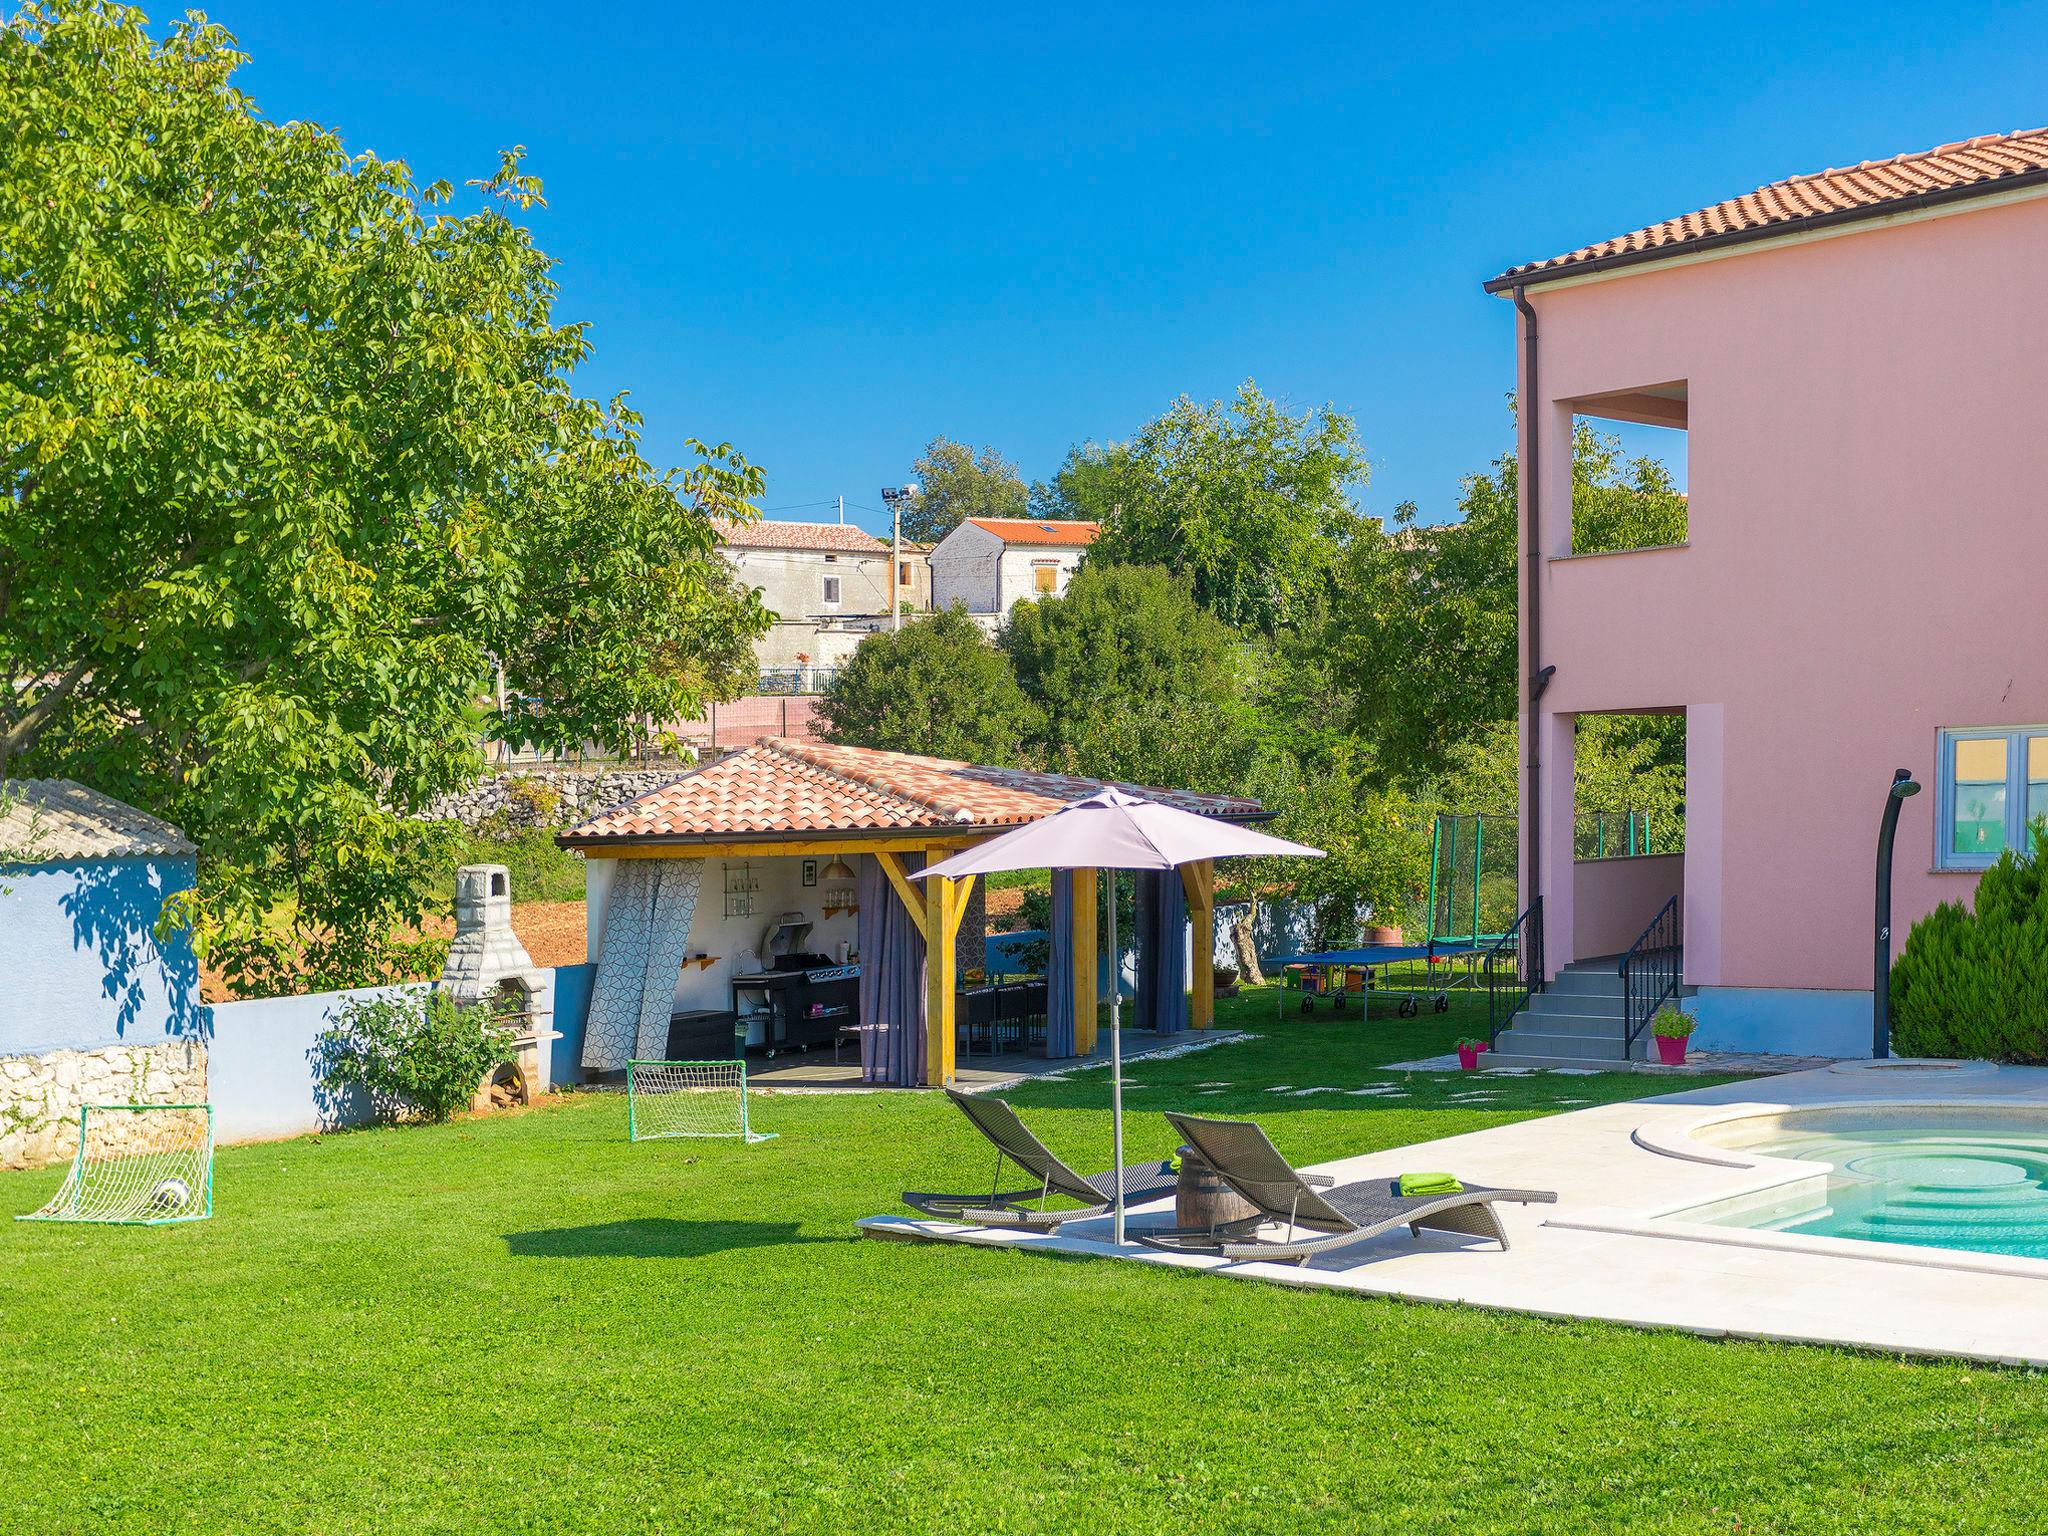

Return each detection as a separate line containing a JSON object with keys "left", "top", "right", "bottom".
{"left": 214, "top": 1, "right": 2043, "bottom": 533}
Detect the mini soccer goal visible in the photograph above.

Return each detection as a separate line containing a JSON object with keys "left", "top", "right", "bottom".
{"left": 627, "top": 1060, "right": 775, "bottom": 1144}
{"left": 18, "top": 1104, "right": 214, "bottom": 1226}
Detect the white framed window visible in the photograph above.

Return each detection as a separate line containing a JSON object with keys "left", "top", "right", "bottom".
{"left": 1032, "top": 560, "right": 1059, "bottom": 594}
{"left": 821, "top": 576, "right": 841, "bottom": 606}
{"left": 1936, "top": 726, "right": 2048, "bottom": 869}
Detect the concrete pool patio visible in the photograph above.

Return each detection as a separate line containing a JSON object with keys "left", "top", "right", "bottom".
{"left": 860, "top": 1060, "right": 2048, "bottom": 1368}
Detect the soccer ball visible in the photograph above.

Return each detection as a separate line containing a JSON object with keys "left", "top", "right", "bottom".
{"left": 148, "top": 1177, "right": 192, "bottom": 1213}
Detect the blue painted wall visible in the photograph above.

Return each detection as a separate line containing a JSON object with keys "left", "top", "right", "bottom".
{"left": 550, "top": 962, "right": 595, "bottom": 1088}
{"left": 1686, "top": 987, "right": 1872, "bottom": 1060}
{"left": 0, "top": 855, "right": 202, "bottom": 1054}
{"left": 206, "top": 982, "right": 417, "bottom": 1143}
{"left": 206, "top": 963, "right": 597, "bottom": 1144}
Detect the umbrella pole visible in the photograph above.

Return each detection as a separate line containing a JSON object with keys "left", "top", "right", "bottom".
{"left": 1109, "top": 871, "right": 1125, "bottom": 1245}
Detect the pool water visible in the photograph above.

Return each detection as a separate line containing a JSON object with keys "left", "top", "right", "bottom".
{"left": 1687, "top": 1120, "right": 2048, "bottom": 1260}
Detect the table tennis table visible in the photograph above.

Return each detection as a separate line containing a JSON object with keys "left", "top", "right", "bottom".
{"left": 1265, "top": 941, "right": 1484, "bottom": 1020}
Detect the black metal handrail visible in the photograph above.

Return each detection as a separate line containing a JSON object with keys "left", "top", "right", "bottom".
{"left": 1484, "top": 897, "right": 1545, "bottom": 1047}
{"left": 1620, "top": 895, "right": 1683, "bottom": 1054}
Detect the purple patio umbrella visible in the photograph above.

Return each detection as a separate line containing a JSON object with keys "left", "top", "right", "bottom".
{"left": 915, "top": 787, "right": 1323, "bottom": 1242}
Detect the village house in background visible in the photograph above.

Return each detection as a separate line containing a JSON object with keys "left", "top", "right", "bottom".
{"left": 713, "top": 518, "right": 930, "bottom": 685}
{"left": 1493, "top": 128, "right": 2048, "bottom": 1063}
{"left": 927, "top": 517, "right": 1098, "bottom": 632}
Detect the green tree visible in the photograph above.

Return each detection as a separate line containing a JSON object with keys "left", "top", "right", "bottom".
{"left": 1571, "top": 424, "right": 1689, "bottom": 555}
{"left": 1060, "top": 382, "right": 1370, "bottom": 635}
{"left": 900, "top": 437, "right": 1028, "bottom": 543}
{"left": 0, "top": 2, "right": 769, "bottom": 994}
{"left": 1000, "top": 564, "right": 1249, "bottom": 790}
{"left": 1891, "top": 823, "right": 2048, "bottom": 1062}
{"left": 1238, "top": 740, "right": 1430, "bottom": 949}
{"left": 818, "top": 607, "right": 1035, "bottom": 761}
{"left": 1432, "top": 717, "right": 1687, "bottom": 850}
{"left": 1327, "top": 408, "right": 1687, "bottom": 786}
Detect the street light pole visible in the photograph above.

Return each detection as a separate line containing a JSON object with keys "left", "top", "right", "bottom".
{"left": 1873, "top": 767, "right": 1921, "bottom": 1060}
{"left": 881, "top": 483, "right": 919, "bottom": 631}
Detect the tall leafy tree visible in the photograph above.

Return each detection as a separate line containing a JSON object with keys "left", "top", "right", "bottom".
{"left": 1327, "top": 409, "right": 1686, "bottom": 785}
{"left": 818, "top": 607, "right": 1035, "bottom": 762}
{"left": 1571, "top": 424, "right": 1689, "bottom": 555}
{"left": 899, "top": 437, "right": 1028, "bottom": 543}
{"left": 1000, "top": 564, "right": 1250, "bottom": 791}
{"left": 0, "top": 2, "right": 769, "bottom": 993}
{"left": 1055, "top": 382, "right": 1370, "bottom": 635}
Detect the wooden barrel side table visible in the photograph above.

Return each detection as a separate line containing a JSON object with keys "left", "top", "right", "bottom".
{"left": 1174, "top": 1145, "right": 1259, "bottom": 1231}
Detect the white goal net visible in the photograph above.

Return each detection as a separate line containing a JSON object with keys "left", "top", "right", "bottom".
{"left": 627, "top": 1060, "right": 774, "bottom": 1144}
{"left": 19, "top": 1104, "right": 214, "bottom": 1226}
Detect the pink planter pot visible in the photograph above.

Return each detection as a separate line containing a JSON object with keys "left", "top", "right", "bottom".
{"left": 1457, "top": 1044, "right": 1485, "bottom": 1071}
{"left": 1654, "top": 1034, "right": 1689, "bottom": 1066}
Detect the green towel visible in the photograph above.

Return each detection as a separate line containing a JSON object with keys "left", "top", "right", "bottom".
{"left": 1398, "top": 1172, "right": 1463, "bottom": 1197}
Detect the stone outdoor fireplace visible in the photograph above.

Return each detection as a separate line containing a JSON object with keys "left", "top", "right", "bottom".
{"left": 440, "top": 864, "right": 560, "bottom": 1110}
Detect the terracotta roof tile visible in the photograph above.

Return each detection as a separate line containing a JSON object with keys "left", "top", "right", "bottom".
{"left": 712, "top": 519, "right": 887, "bottom": 555}
{"left": 965, "top": 518, "right": 1100, "bottom": 547}
{"left": 1490, "top": 127, "right": 2048, "bottom": 289}
{"left": 558, "top": 738, "right": 1262, "bottom": 845}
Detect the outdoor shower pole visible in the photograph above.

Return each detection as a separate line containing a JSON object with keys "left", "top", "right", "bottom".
{"left": 1873, "top": 767, "right": 1921, "bottom": 1060}
{"left": 1108, "top": 870, "right": 1125, "bottom": 1245}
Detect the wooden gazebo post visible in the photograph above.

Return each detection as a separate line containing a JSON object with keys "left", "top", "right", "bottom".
{"left": 1071, "top": 869, "right": 1099, "bottom": 1054}
{"left": 920, "top": 859, "right": 976, "bottom": 1087}
{"left": 1181, "top": 858, "right": 1215, "bottom": 1030}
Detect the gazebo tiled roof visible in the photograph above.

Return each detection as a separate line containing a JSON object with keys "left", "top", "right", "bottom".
{"left": 557, "top": 738, "right": 1264, "bottom": 848}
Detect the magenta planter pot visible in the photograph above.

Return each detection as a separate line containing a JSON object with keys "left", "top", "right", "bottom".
{"left": 1457, "top": 1044, "right": 1485, "bottom": 1071}
{"left": 1654, "top": 1034, "right": 1689, "bottom": 1066}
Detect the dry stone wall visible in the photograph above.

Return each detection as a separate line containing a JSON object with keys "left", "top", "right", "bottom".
{"left": 0, "top": 1039, "right": 208, "bottom": 1170}
{"left": 419, "top": 768, "right": 685, "bottom": 830}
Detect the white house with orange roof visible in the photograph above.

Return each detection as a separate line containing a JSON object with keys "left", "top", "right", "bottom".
{"left": 927, "top": 517, "right": 1098, "bottom": 630}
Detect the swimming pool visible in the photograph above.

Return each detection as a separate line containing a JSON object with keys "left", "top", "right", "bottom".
{"left": 1674, "top": 1107, "right": 2048, "bottom": 1260}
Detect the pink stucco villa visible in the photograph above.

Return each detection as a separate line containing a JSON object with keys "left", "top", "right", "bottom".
{"left": 1487, "top": 128, "right": 2048, "bottom": 1060}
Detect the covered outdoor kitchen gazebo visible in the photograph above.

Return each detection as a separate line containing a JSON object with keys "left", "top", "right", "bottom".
{"left": 556, "top": 737, "right": 1270, "bottom": 1087}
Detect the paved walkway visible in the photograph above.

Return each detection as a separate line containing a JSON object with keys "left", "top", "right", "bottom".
{"left": 860, "top": 1061, "right": 2048, "bottom": 1367}
{"left": 754, "top": 1028, "right": 1251, "bottom": 1093}
{"left": 1382, "top": 1049, "right": 1837, "bottom": 1076}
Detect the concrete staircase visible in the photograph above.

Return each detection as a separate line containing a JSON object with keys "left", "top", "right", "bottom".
{"left": 1485, "top": 957, "right": 1661, "bottom": 1070}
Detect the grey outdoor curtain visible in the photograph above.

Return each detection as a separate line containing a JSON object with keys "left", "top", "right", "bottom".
{"left": 583, "top": 858, "right": 704, "bottom": 1071}
{"left": 856, "top": 852, "right": 926, "bottom": 1085}
{"left": 1044, "top": 869, "right": 1077, "bottom": 1058}
{"left": 1134, "top": 869, "right": 1189, "bottom": 1035}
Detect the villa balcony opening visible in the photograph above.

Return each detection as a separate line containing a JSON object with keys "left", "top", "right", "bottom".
{"left": 1564, "top": 384, "right": 1689, "bottom": 557}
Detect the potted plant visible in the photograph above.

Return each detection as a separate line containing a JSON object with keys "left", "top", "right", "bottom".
{"left": 1213, "top": 964, "right": 1240, "bottom": 999}
{"left": 1650, "top": 1004, "right": 1695, "bottom": 1066}
{"left": 1455, "top": 1036, "right": 1488, "bottom": 1071}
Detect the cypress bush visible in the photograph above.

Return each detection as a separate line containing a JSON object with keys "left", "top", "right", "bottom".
{"left": 1891, "top": 823, "right": 2048, "bottom": 1061}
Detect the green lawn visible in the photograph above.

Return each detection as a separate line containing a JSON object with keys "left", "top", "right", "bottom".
{"left": 3, "top": 990, "right": 2041, "bottom": 1534}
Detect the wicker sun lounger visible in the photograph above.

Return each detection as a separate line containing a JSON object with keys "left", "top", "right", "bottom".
{"left": 1133, "top": 1111, "right": 1556, "bottom": 1264}
{"left": 902, "top": 1089, "right": 1180, "bottom": 1231}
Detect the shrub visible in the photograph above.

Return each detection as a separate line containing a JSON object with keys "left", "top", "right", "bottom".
{"left": 1650, "top": 1004, "right": 1694, "bottom": 1040}
{"left": 1891, "top": 823, "right": 2048, "bottom": 1062}
{"left": 315, "top": 990, "right": 517, "bottom": 1123}
{"left": 501, "top": 776, "right": 563, "bottom": 827}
